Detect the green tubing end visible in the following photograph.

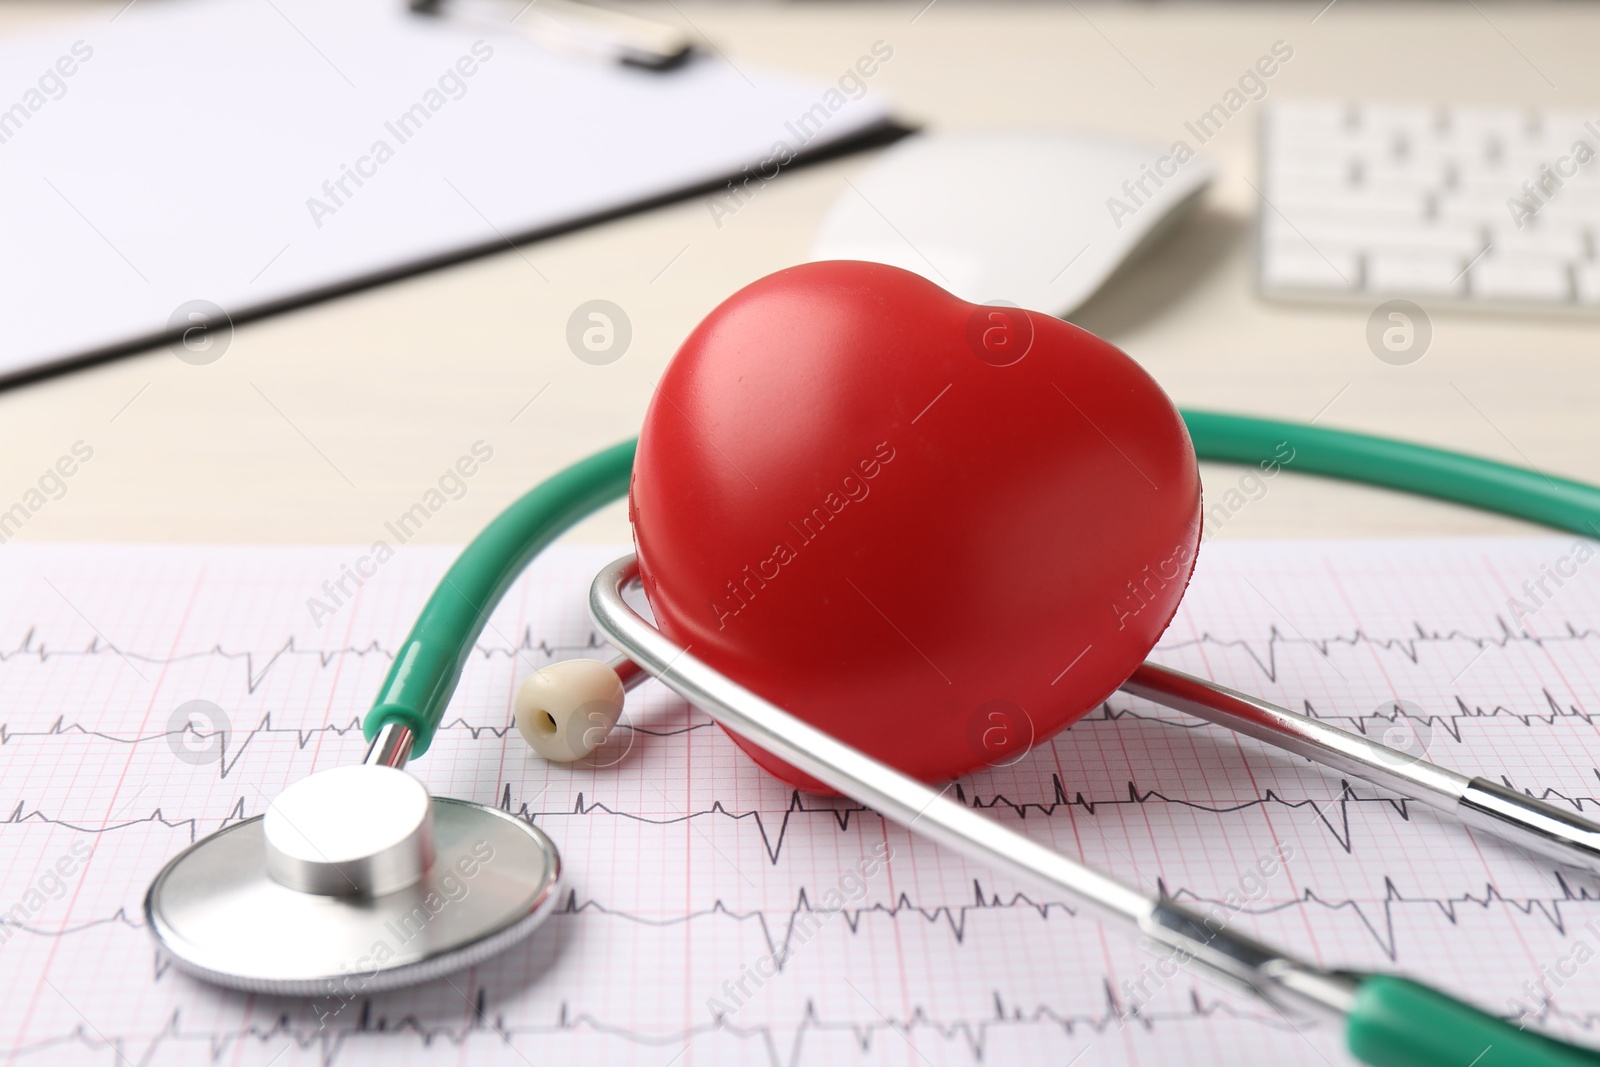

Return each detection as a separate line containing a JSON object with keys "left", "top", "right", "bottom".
{"left": 363, "top": 703, "right": 428, "bottom": 751}
{"left": 361, "top": 438, "right": 637, "bottom": 757}
{"left": 1347, "top": 975, "right": 1600, "bottom": 1067}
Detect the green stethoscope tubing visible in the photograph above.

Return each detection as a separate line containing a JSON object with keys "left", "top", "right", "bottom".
{"left": 364, "top": 411, "right": 1600, "bottom": 758}
{"left": 364, "top": 410, "right": 1600, "bottom": 1067}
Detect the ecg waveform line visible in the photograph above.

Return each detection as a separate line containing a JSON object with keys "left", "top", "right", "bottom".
{"left": 10, "top": 753, "right": 1600, "bottom": 874}
{"left": 14, "top": 691, "right": 1597, "bottom": 786}
{"left": 26, "top": 855, "right": 1600, "bottom": 965}
{"left": 1, "top": 976, "right": 1326, "bottom": 1067}
{"left": 1095, "top": 688, "right": 1600, "bottom": 746}
{"left": 7, "top": 615, "right": 1597, "bottom": 806}
{"left": 4, "top": 772, "right": 1410, "bottom": 856}
{"left": 0, "top": 627, "right": 613, "bottom": 694}
{"left": 1154, "top": 618, "right": 1600, "bottom": 683}
{"left": 500, "top": 772, "right": 1600, "bottom": 864}
{"left": 6, "top": 692, "right": 1597, "bottom": 829}
{"left": 1503, "top": 997, "right": 1600, "bottom": 1034}
{"left": 4, "top": 541, "right": 1599, "bottom": 1067}
{"left": 12, "top": 785, "right": 1600, "bottom": 965}
{"left": 6, "top": 621, "right": 1597, "bottom": 798}
{"left": 6, "top": 615, "right": 1600, "bottom": 693}
{"left": 0, "top": 711, "right": 717, "bottom": 783}
{"left": 563, "top": 871, "right": 1600, "bottom": 967}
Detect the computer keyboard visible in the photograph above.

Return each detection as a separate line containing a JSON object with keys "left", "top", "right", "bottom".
{"left": 1258, "top": 100, "right": 1600, "bottom": 309}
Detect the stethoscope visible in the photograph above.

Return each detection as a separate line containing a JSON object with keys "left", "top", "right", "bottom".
{"left": 145, "top": 264, "right": 1600, "bottom": 1066}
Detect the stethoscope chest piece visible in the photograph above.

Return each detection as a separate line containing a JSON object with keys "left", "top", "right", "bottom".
{"left": 145, "top": 740, "right": 561, "bottom": 995}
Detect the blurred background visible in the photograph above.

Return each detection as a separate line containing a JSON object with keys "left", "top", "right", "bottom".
{"left": 0, "top": 0, "right": 1595, "bottom": 548}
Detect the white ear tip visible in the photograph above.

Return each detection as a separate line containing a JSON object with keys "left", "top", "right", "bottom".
{"left": 514, "top": 659, "right": 626, "bottom": 762}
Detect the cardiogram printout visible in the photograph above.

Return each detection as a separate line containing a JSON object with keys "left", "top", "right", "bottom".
{"left": 3, "top": 536, "right": 1600, "bottom": 1066}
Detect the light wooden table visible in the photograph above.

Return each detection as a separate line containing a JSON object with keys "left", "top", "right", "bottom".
{"left": 2, "top": 1, "right": 1596, "bottom": 548}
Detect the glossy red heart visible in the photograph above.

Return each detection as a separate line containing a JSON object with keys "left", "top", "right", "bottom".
{"left": 630, "top": 261, "right": 1201, "bottom": 791}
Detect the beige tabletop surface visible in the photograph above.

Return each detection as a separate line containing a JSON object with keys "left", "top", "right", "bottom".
{"left": 1, "top": 0, "right": 1596, "bottom": 550}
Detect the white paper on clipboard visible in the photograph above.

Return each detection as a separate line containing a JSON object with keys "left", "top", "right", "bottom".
{"left": 0, "top": 0, "right": 896, "bottom": 382}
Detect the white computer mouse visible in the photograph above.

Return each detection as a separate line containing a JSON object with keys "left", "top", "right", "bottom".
{"left": 811, "top": 130, "right": 1215, "bottom": 317}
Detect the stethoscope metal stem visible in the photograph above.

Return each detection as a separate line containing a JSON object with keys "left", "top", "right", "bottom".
{"left": 1123, "top": 662, "right": 1469, "bottom": 800}
{"left": 590, "top": 554, "right": 1360, "bottom": 1025}
{"left": 607, "top": 652, "right": 649, "bottom": 693}
{"left": 365, "top": 722, "right": 417, "bottom": 768}
{"left": 1123, "top": 662, "right": 1600, "bottom": 874}
{"left": 606, "top": 608, "right": 1600, "bottom": 875}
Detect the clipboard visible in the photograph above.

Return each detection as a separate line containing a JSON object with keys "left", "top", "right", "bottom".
{"left": 0, "top": 0, "right": 900, "bottom": 386}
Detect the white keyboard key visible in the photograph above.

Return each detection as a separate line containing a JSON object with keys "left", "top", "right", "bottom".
{"left": 1360, "top": 101, "right": 1441, "bottom": 126}
{"left": 1266, "top": 217, "right": 1484, "bottom": 257}
{"left": 1274, "top": 188, "right": 1428, "bottom": 216}
{"left": 1561, "top": 185, "right": 1600, "bottom": 211}
{"left": 1367, "top": 253, "right": 1465, "bottom": 296}
{"left": 1544, "top": 110, "right": 1598, "bottom": 137}
{"left": 1526, "top": 113, "right": 1594, "bottom": 149}
{"left": 1360, "top": 187, "right": 1437, "bottom": 215}
{"left": 1260, "top": 99, "right": 1600, "bottom": 311}
{"left": 1307, "top": 128, "right": 1395, "bottom": 156}
{"left": 1361, "top": 153, "right": 1450, "bottom": 186}
{"left": 1268, "top": 136, "right": 1353, "bottom": 162}
{"left": 1261, "top": 216, "right": 1336, "bottom": 248}
{"left": 1470, "top": 152, "right": 1522, "bottom": 176}
{"left": 1506, "top": 158, "right": 1563, "bottom": 185}
{"left": 1501, "top": 151, "right": 1547, "bottom": 172}
{"left": 1359, "top": 104, "right": 1446, "bottom": 151}
{"left": 1405, "top": 138, "right": 1468, "bottom": 163}
{"left": 1439, "top": 195, "right": 1532, "bottom": 231}
{"left": 1468, "top": 259, "right": 1571, "bottom": 301}
{"left": 1271, "top": 198, "right": 1427, "bottom": 231}
{"left": 1411, "top": 140, "right": 1466, "bottom": 163}
{"left": 1489, "top": 227, "right": 1587, "bottom": 260}
{"left": 1536, "top": 199, "right": 1600, "bottom": 228}
{"left": 1271, "top": 142, "right": 1362, "bottom": 172}
{"left": 1264, "top": 152, "right": 1355, "bottom": 189}
{"left": 1452, "top": 173, "right": 1532, "bottom": 199}
{"left": 1260, "top": 106, "right": 1363, "bottom": 150}
{"left": 1362, "top": 169, "right": 1452, "bottom": 195}
{"left": 1260, "top": 246, "right": 1358, "bottom": 291}
{"left": 1267, "top": 172, "right": 1357, "bottom": 200}
{"left": 1267, "top": 166, "right": 1355, "bottom": 195}
{"left": 1576, "top": 264, "right": 1600, "bottom": 304}
{"left": 1449, "top": 106, "right": 1537, "bottom": 141}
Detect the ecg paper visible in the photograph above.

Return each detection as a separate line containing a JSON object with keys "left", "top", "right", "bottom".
{"left": 3, "top": 536, "right": 1600, "bottom": 1066}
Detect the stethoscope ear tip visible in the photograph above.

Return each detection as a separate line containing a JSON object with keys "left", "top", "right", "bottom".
{"left": 514, "top": 658, "right": 626, "bottom": 763}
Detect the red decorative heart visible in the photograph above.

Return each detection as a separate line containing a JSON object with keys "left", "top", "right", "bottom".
{"left": 630, "top": 261, "right": 1200, "bottom": 791}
